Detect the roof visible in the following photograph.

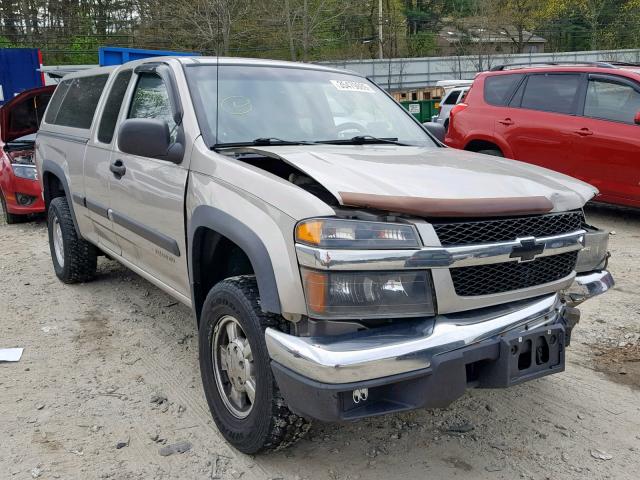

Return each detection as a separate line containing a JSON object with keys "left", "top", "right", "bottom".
{"left": 43, "top": 56, "right": 362, "bottom": 80}
{"left": 479, "top": 62, "right": 640, "bottom": 77}
{"left": 179, "top": 56, "right": 361, "bottom": 76}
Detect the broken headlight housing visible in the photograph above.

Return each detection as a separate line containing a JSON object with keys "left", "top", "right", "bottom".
{"left": 576, "top": 226, "right": 609, "bottom": 272}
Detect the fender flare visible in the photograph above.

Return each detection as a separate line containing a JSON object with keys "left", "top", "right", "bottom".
{"left": 188, "top": 205, "right": 281, "bottom": 315}
{"left": 41, "top": 159, "right": 81, "bottom": 236}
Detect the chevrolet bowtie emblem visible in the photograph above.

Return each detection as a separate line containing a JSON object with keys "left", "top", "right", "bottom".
{"left": 510, "top": 238, "right": 545, "bottom": 262}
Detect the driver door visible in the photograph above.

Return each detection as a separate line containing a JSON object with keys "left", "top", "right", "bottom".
{"left": 108, "top": 68, "right": 190, "bottom": 299}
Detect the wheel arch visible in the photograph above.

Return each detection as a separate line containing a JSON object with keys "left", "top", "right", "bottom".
{"left": 189, "top": 205, "right": 281, "bottom": 321}
{"left": 463, "top": 135, "right": 512, "bottom": 158}
{"left": 41, "top": 159, "right": 81, "bottom": 236}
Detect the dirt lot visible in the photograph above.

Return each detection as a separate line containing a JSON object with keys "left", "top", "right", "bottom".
{"left": 1, "top": 205, "right": 639, "bottom": 480}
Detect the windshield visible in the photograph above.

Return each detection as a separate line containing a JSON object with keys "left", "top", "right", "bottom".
{"left": 186, "top": 65, "right": 436, "bottom": 147}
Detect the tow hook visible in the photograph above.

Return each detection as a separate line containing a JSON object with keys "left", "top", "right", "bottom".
{"left": 352, "top": 388, "right": 369, "bottom": 404}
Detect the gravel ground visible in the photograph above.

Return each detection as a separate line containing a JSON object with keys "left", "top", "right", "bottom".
{"left": 1, "top": 204, "right": 639, "bottom": 480}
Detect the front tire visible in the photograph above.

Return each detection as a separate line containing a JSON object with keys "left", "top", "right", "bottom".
{"left": 199, "top": 276, "right": 311, "bottom": 454}
{"left": 47, "top": 196, "right": 97, "bottom": 283}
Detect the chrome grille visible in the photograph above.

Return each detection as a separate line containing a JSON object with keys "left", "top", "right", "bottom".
{"left": 450, "top": 251, "right": 578, "bottom": 296}
{"left": 433, "top": 211, "right": 584, "bottom": 246}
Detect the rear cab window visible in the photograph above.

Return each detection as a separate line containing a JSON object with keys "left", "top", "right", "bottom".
{"left": 44, "top": 74, "right": 109, "bottom": 131}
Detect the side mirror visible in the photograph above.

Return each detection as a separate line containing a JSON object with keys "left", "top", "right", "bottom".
{"left": 118, "top": 118, "right": 183, "bottom": 163}
{"left": 635, "top": 111, "right": 640, "bottom": 125}
{"left": 423, "top": 121, "right": 446, "bottom": 143}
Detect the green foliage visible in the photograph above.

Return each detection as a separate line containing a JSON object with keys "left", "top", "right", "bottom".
{"left": 67, "top": 36, "right": 100, "bottom": 64}
{"left": 0, "top": 0, "right": 639, "bottom": 64}
{"left": 0, "top": 36, "right": 16, "bottom": 48}
{"left": 407, "top": 32, "right": 437, "bottom": 57}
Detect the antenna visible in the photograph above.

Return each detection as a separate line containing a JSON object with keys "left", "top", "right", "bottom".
{"left": 215, "top": 4, "right": 221, "bottom": 146}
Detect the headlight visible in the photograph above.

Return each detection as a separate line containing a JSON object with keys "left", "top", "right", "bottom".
{"left": 296, "top": 218, "right": 420, "bottom": 249}
{"left": 301, "top": 268, "right": 435, "bottom": 319}
{"left": 11, "top": 164, "right": 38, "bottom": 180}
{"left": 576, "top": 227, "right": 609, "bottom": 272}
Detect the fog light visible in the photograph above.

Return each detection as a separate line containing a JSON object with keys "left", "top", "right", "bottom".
{"left": 15, "top": 193, "right": 36, "bottom": 206}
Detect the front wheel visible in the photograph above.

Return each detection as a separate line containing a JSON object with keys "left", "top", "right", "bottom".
{"left": 199, "top": 276, "right": 311, "bottom": 454}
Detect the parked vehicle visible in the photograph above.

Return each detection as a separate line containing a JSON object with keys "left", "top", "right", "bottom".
{"left": 0, "top": 85, "right": 54, "bottom": 223}
{"left": 431, "top": 83, "right": 471, "bottom": 130}
{"left": 445, "top": 62, "right": 640, "bottom": 208}
{"left": 37, "top": 58, "right": 613, "bottom": 454}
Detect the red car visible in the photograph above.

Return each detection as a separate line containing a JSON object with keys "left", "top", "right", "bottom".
{"left": 445, "top": 62, "right": 640, "bottom": 208}
{"left": 0, "top": 85, "right": 54, "bottom": 223}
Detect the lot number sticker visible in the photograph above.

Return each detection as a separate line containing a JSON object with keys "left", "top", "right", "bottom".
{"left": 330, "top": 80, "right": 375, "bottom": 93}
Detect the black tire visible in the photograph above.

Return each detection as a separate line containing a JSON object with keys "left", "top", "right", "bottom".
{"left": 443, "top": 118, "right": 449, "bottom": 132}
{"left": 477, "top": 148, "right": 503, "bottom": 157}
{"left": 0, "top": 190, "right": 23, "bottom": 225}
{"left": 47, "top": 196, "right": 97, "bottom": 283}
{"left": 199, "top": 276, "right": 311, "bottom": 454}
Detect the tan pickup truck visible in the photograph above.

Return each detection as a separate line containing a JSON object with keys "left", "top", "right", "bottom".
{"left": 36, "top": 57, "right": 613, "bottom": 454}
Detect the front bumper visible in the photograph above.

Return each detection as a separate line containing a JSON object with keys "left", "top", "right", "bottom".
{"left": 4, "top": 177, "right": 44, "bottom": 214}
{"left": 266, "top": 270, "right": 613, "bottom": 421}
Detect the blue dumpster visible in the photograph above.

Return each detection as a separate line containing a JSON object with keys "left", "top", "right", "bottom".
{"left": 0, "top": 48, "right": 44, "bottom": 105}
{"left": 99, "top": 47, "right": 200, "bottom": 66}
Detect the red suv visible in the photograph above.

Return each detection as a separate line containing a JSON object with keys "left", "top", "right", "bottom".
{"left": 445, "top": 62, "right": 640, "bottom": 208}
{"left": 0, "top": 85, "right": 54, "bottom": 223}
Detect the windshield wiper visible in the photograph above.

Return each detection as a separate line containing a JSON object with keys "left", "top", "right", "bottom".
{"left": 214, "top": 137, "right": 317, "bottom": 149}
{"left": 318, "top": 135, "right": 409, "bottom": 146}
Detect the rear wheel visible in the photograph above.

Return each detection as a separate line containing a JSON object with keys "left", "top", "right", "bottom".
{"left": 199, "top": 276, "right": 311, "bottom": 454}
{"left": 477, "top": 149, "right": 503, "bottom": 157}
{"left": 47, "top": 196, "right": 97, "bottom": 283}
{"left": 0, "top": 190, "right": 22, "bottom": 224}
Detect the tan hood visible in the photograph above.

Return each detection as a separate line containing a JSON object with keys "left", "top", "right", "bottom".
{"left": 244, "top": 145, "right": 597, "bottom": 217}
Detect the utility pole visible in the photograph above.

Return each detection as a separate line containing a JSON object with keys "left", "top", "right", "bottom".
{"left": 378, "top": 0, "right": 384, "bottom": 60}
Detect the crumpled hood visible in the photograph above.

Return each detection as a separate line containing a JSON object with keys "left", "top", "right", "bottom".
{"left": 245, "top": 145, "right": 597, "bottom": 216}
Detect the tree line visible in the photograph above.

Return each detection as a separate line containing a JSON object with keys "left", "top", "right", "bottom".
{"left": 0, "top": 0, "right": 639, "bottom": 64}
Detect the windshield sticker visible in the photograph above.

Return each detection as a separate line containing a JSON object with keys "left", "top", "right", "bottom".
{"left": 221, "top": 96, "right": 253, "bottom": 115}
{"left": 330, "top": 80, "right": 375, "bottom": 93}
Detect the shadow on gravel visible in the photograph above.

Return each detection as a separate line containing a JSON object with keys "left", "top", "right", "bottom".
{"left": 591, "top": 342, "right": 640, "bottom": 390}
{"left": 585, "top": 202, "right": 640, "bottom": 224}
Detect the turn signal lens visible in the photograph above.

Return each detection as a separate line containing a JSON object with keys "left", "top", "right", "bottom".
{"left": 296, "top": 218, "right": 419, "bottom": 249}
{"left": 296, "top": 220, "right": 324, "bottom": 246}
{"left": 301, "top": 269, "right": 328, "bottom": 314}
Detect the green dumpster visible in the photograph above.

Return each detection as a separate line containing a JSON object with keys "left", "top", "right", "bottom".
{"left": 400, "top": 100, "right": 439, "bottom": 123}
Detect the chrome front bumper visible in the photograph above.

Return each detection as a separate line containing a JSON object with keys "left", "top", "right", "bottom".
{"left": 266, "top": 270, "right": 613, "bottom": 384}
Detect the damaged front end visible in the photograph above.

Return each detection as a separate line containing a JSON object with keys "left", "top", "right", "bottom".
{"left": 220, "top": 146, "right": 615, "bottom": 421}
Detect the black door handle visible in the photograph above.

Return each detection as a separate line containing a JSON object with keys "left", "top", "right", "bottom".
{"left": 109, "top": 159, "right": 126, "bottom": 178}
